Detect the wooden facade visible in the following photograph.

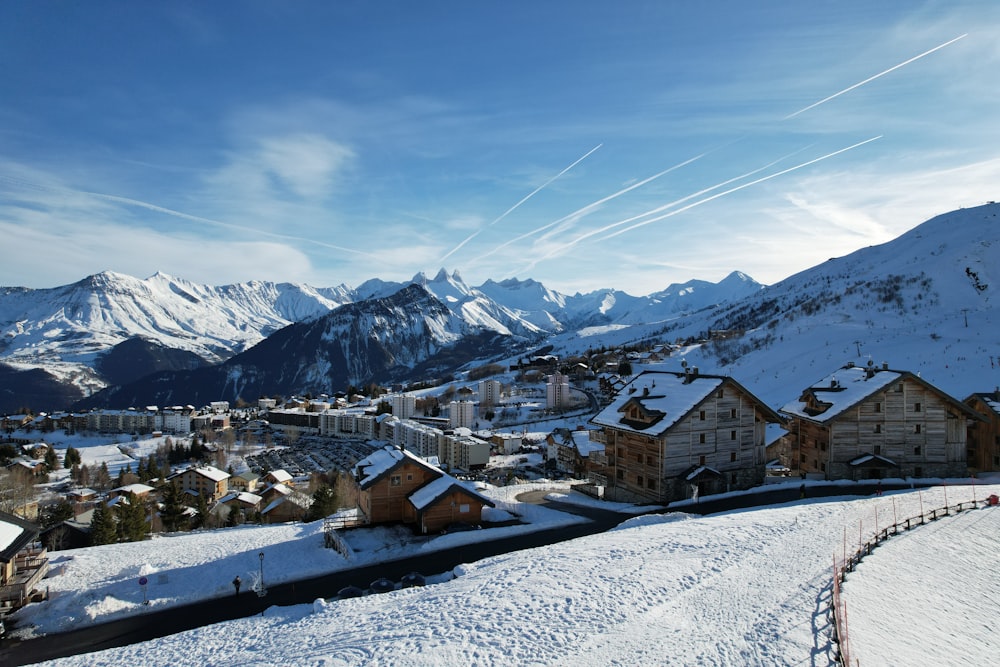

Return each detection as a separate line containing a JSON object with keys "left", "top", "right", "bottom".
{"left": 964, "top": 392, "right": 1000, "bottom": 473}
{"left": 590, "top": 370, "right": 781, "bottom": 504}
{"left": 780, "top": 363, "right": 977, "bottom": 480}
{"left": 354, "top": 445, "right": 494, "bottom": 532}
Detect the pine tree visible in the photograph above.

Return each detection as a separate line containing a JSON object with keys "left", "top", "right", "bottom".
{"left": 44, "top": 447, "right": 59, "bottom": 472}
{"left": 191, "top": 492, "right": 209, "bottom": 530}
{"left": 63, "top": 446, "right": 81, "bottom": 468}
{"left": 90, "top": 502, "right": 117, "bottom": 546}
{"left": 305, "top": 485, "right": 338, "bottom": 522}
{"left": 116, "top": 492, "right": 147, "bottom": 543}
{"left": 159, "top": 482, "right": 188, "bottom": 533}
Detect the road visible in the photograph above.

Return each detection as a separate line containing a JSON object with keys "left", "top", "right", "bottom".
{"left": 0, "top": 480, "right": 895, "bottom": 665}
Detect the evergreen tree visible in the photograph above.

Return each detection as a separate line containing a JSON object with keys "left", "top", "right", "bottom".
{"left": 191, "top": 492, "right": 209, "bottom": 530}
{"left": 40, "top": 499, "right": 75, "bottom": 528}
{"left": 90, "top": 502, "right": 117, "bottom": 546}
{"left": 63, "top": 446, "right": 82, "bottom": 468}
{"left": 44, "top": 447, "right": 60, "bottom": 472}
{"left": 305, "top": 485, "right": 338, "bottom": 522}
{"left": 226, "top": 505, "right": 242, "bottom": 527}
{"left": 116, "top": 492, "right": 148, "bottom": 543}
{"left": 159, "top": 482, "right": 188, "bottom": 533}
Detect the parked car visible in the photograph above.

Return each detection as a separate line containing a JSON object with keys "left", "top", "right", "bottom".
{"left": 400, "top": 571, "right": 426, "bottom": 588}
{"left": 337, "top": 585, "right": 364, "bottom": 599}
{"left": 369, "top": 577, "right": 395, "bottom": 594}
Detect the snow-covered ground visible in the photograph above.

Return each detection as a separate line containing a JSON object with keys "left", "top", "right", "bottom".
{"left": 18, "top": 481, "right": 999, "bottom": 666}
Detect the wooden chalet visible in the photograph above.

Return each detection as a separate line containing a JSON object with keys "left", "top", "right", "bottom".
{"left": 589, "top": 368, "right": 782, "bottom": 503}
{"left": 167, "top": 465, "right": 230, "bottom": 503}
{"left": 779, "top": 361, "right": 981, "bottom": 480}
{"left": 353, "top": 445, "right": 494, "bottom": 533}
{"left": 964, "top": 390, "right": 1000, "bottom": 474}
{"left": 0, "top": 511, "right": 49, "bottom": 611}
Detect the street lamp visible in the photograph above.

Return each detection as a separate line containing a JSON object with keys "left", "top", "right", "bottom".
{"left": 257, "top": 551, "right": 266, "bottom": 597}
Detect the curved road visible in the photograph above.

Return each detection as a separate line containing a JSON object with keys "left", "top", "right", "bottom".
{"left": 0, "top": 481, "right": 895, "bottom": 665}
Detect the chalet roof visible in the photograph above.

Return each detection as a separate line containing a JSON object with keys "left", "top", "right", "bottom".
{"left": 261, "top": 493, "right": 312, "bottom": 515}
{"left": 848, "top": 454, "right": 899, "bottom": 468}
{"left": 218, "top": 491, "right": 263, "bottom": 506}
{"left": 781, "top": 363, "right": 981, "bottom": 424}
{"left": 354, "top": 445, "right": 443, "bottom": 490}
{"left": 0, "top": 511, "right": 40, "bottom": 561}
{"left": 187, "top": 465, "right": 230, "bottom": 482}
{"left": 780, "top": 365, "right": 900, "bottom": 423}
{"left": 966, "top": 392, "right": 1000, "bottom": 417}
{"left": 112, "top": 483, "right": 155, "bottom": 496}
{"left": 264, "top": 469, "right": 293, "bottom": 483}
{"left": 408, "top": 477, "right": 495, "bottom": 511}
{"left": 684, "top": 465, "right": 722, "bottom": 482}
{"left": 591, "top": 370, "right": 780, "bottom": 436}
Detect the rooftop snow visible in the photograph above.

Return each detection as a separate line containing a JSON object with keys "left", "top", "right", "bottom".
{"left": 591, "top": 371, "right": 725, "bottom": 435}
{"left": 780, "top": 365, "right": 901, "bottom": 423}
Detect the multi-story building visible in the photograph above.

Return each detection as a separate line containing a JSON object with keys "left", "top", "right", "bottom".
{"left": 546, "top": 371, "right": 571, "bottom": 409}
{"left": 392, "top": 394, "right": 416, "bottom": 420}
{"left": 590, "top": 368, "right": 781, "bottom": 503}
{"left": 478, "top": 379, "right": 502, "bottom": 407}
{"left": 779, "top": 361, "right": 980, "bottom": 480}
{"left": 448, "top": 400, "right": 475, "bottom": 429}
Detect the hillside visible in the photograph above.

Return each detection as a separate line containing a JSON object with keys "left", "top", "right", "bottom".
{"left": 546, "top": 203, "right": 1000, "bottom": 405}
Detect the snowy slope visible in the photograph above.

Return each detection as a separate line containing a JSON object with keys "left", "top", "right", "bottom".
{"left": 22, "top": 482, "right": 1000, "bottom": 667}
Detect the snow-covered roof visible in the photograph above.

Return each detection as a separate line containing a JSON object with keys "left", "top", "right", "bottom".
{"left": 354, "top": 445, "right": 442, "bottom": 488}
{"left": 571, "top": 430, "right": 604, "bottom": 456}
{"left": 113, "top": 483, "right": 155, "bottom": 495}
{"left": 264, "top": 469, "right": 293, "bottom": 483}
{"left": 780, "top": 364, "right": 902, "bottom": 423}
{"left": 591, "top": 371, "right": 726, "bottom": 436}
{"left": 219, "top": 491, "right": 263, "bottom": 505}
{"left": 190, "top": 465, "right": 230, "bottom": 482}
{"left": 408, "top": 477, "right": 495, "bottom": 511}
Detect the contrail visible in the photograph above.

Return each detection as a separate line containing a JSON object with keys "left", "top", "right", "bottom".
{"left": 437, "top": 144, "right": 602, "bottom": 265}
{"left": 0, "top": 173, "right": 376, "bottom": 257}
{"left": 521, "top": 147, "right": 812, "bottom": 267}
{"left": 83, "top": 191, "right": 378, "bottom": 257}
{"left": 523, "top": 136, "right": 880, "bottom": 269}
{"left": 480, "top": 151, "right": 706, "bottom": 260}
{"left": 600, "top": 135, "right": 882, "bottom": 239}
{"left": 785, "top": 34, "right": 967, "bottom": 119}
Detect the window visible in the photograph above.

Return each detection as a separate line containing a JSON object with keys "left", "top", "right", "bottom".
{"left": 406, "top": 474, "right": 413, "bottom": 481}
{"left": 730, "top": 408, "right": 737, "bottom": 418}
{"left": 646, "top": 478, "right": 656, "bottom": 490}
{"left": 730, "top": 452, "right": 737, "bottom": 462}
{"left": 718, "top": 390, "right": 724, "bottom": 398}
{"left": 699, "top": 433, "right": 706, "bottom": 444}
{"left": 635, "top": 453, "right": 643, "bottom": 463}
{"left": 914, "top": 446, "right": 921, "bottom": 456}
{"left": 459, "top": 504, "right": 470, "bottom": 513}
{"left": 820, "top": 462, "right": 826, "bottom": 472}
{"left": 699, "top": 455, "right": 706, "bottom": 466}
{"left": 646, "top": 455, "right": 654, "bottom": 466}
{"left": 699, "top": 410, "right": 706, "bottom": 421}
{"left": 390, "top": 475, "right": 401, "bottom": 486}
{"left": 914, "top": 402, "right": 922, "bottom": 412}
{"left": 874, "top": 424, "right": 881, "bottom": 434}
{"left": 731, "top": 430, "right": 737, "bottom": 440}
{"left": 616, "top": 469, "right": 625, "bottom": 480}
{"left": 914, "top": 424, "right": 922, "bottom": 434}
{"left": 637, "top": 474, "right": 644, "bottom": 486}
{"left": 875, "top": 402, "right": 882, "bottom": 413}
{"left": 874, "top": 445, "right": 882, "bottom": 455}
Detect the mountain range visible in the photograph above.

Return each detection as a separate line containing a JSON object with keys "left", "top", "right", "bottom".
{"left": 0, "top": 260, "right": 761, "bottom": 412}
{"left": 1, "top": 202, "right": 998, "bottom": 414}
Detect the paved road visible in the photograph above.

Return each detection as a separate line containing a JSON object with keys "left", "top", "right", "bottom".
{"left": 0, "top": 480, "right": 897, "bottom": 665}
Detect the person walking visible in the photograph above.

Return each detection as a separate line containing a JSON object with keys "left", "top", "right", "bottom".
{"left": 232, "top": 575, "right": 242, "bottom": 597}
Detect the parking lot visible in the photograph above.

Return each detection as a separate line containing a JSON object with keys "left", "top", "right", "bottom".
{"left": 244, "top": 436, "right": 380, "bottom": 477}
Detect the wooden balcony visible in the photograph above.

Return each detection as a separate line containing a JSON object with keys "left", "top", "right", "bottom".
{"left": 1, "top": 545, "right": 49, "bottom": 608}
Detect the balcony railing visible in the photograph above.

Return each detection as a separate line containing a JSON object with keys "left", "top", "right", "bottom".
{"left": 1, "top": 546, "right": 49, "bottom": 608}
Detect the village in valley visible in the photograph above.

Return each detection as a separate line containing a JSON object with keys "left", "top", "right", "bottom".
{"left": 3, "top": 339, "right": 1000, "bottom": 645}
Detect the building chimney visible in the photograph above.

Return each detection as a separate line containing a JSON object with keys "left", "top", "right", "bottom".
{"left": 882, "top": 361, "right": 889, "bottom": 370}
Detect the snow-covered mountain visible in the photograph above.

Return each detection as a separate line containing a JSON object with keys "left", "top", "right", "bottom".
{"left": 0, "top": 264, "right": 760, "bottom": 410}
{"left": 4, "top": 202, "right": 999, "bottom": 412}
{"left": 546, "top": 203, "right": 1000, "bottom": 406}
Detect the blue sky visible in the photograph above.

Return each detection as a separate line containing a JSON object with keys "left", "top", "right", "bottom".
{"left": 2, "top": 1, "right": 998, "bottom": 295}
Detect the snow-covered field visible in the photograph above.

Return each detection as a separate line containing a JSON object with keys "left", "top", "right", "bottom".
{"left": 21, "top": 482, "right": 999, "bottom": 666}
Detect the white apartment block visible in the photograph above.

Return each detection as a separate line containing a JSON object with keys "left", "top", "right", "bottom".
{"left": 443, "top": 434, "right": 490, "bottom": 471}
{"left": 478, "top": 379, "right": 502, "bottom": 407}
{"left": 392, "top": 394, "right": 417, "bottom": 419}
{"left": 546, "top": 371, "right": 571, "bottom": 409}
{"left": 448, "top": 400, "right": 476, "bottom": 429}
